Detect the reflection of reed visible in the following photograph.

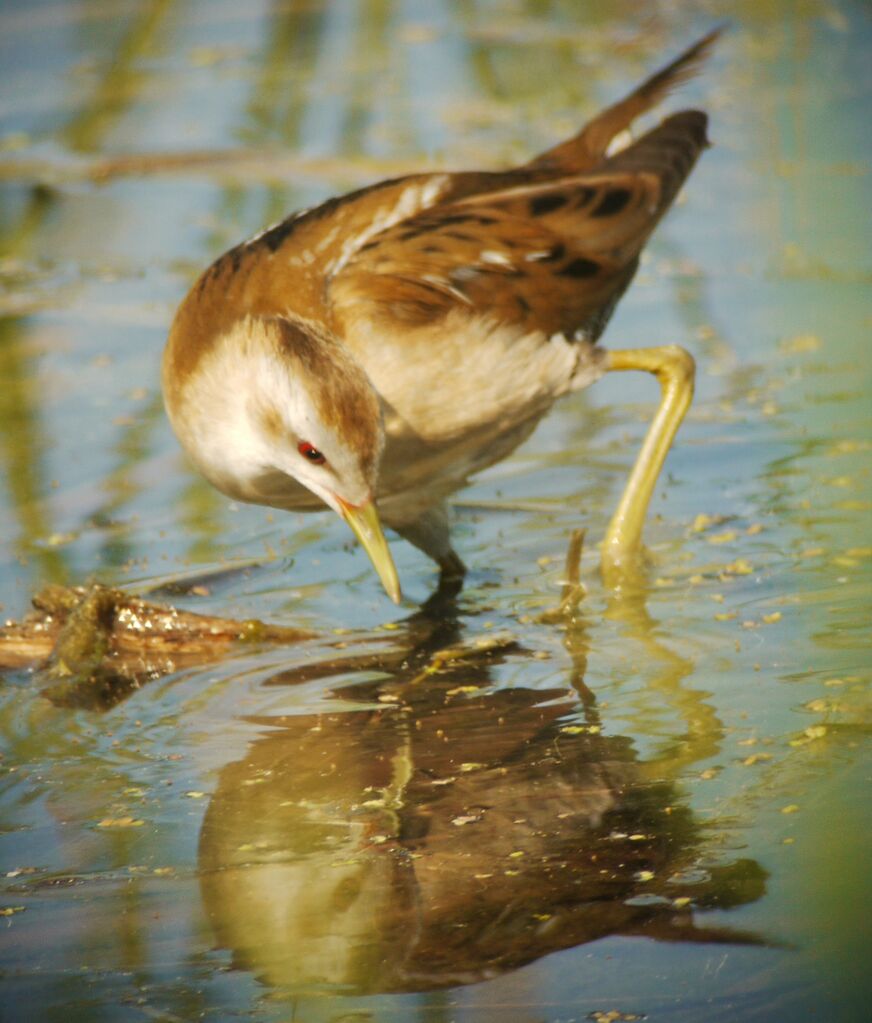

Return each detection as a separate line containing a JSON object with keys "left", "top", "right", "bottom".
{"left": 64, "top": 0, "right": 175, "bottom": 154}
{"left": 342, "top": 0, "right": 390, "bottom": 154}
{"left": 243, "top": 0, "right": 328, "bottom": 148}
{"left": 87, "top": 391, "right": 164, "bottom": 570}
{"left": 0, "top": 184, "right": 68, "bottom": 579}
{"left": 0, "top": 182, "right": 69, "bottom": 578}
{"left": 456, "top": 0, "right": 598, "bottom": 109}
{"left": 0, "top": 315, "right": 68, "bottom": 582}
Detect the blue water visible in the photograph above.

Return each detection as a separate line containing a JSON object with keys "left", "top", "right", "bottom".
{"left": 1, "top": 2, "right": 870, "bottom": 1020}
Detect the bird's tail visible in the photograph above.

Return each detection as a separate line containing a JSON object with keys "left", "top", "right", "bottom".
{"left": 525, "top": 27, "right": 723, "bottom": 173}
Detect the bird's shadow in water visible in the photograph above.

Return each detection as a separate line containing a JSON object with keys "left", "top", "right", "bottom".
{"left": 196, "top": 578, "right": 770, "bottom": 997}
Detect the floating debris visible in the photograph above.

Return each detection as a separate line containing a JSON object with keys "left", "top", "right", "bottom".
{"left": 0, "top": 582, "right": 314, "bottom": 709}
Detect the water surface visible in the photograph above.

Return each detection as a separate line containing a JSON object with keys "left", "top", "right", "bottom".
{"left": 1, "top": 2, "right": 870, "bottom": 1020}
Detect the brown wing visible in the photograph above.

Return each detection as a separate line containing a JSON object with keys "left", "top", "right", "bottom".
{"left": 328, "top": 171, "right": 653, "bottom": 340}
{"left": 329, "top": 110, "right": 708, "bottom": 343}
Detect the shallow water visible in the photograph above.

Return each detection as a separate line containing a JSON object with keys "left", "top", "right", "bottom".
{"left": 1, "top": 2, "right": 870, "bottom": 1020}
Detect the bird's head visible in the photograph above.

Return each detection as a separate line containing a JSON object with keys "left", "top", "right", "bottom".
{"left": 165, "top": 314, "right": 401, "bottom": 603}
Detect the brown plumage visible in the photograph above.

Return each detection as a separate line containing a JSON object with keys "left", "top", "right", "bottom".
{"left": 162, "top": 30, "right": 721, "bottom": 603}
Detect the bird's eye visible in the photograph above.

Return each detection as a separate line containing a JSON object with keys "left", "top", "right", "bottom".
{"left": 298, "top": 441, "right": 326, "bottom": 465}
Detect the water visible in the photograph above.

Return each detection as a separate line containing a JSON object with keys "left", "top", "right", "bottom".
{"left": 1, "top": 2, "right": 870, "bottom": 1020}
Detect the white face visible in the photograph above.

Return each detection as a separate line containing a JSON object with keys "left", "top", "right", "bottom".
{"left": 169, "top": 316, "right": 381, "bottom": 513}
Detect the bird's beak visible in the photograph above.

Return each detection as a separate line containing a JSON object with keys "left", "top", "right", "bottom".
{"left": 337, "top": 497, "right": 402, "bottom": 604}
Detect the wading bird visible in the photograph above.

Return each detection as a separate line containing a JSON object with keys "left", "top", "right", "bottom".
{"left": 163, "top": 31, "right": 720, "bottom": 604}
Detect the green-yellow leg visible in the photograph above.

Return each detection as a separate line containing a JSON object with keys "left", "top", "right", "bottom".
{"left": 600, "top": 345, "right": 695, "bottom": 584}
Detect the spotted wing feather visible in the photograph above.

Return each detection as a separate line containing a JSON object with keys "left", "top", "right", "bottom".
{"left": 329, "top": 174, "right": 649, "bottom": 340}
{"left": 329, "top": 108, "right": 707, "bottom": 344}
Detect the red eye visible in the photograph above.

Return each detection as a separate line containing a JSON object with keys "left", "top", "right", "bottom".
{"left": 298, "top": 441, "right": 326, "bottom": 465}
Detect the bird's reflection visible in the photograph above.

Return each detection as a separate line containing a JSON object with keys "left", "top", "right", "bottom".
{"left": 198, "top": 595, "right": 766, "bottom": 995}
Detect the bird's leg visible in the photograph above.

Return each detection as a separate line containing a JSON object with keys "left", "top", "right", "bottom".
{"left": 600, "top": 344, "right": 695, "bottom": 584}
{"left": 393, "top": 504, "right": 467, "bottom": 587}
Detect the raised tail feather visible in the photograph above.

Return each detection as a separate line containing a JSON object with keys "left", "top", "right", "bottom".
{"left": 606, "top": 109, "right": 710, "bottom": 212}
{"left": 526, "top": 27, "right": 722, "bottom": 173}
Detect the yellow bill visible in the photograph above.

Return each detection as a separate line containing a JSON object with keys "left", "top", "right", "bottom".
{"left": 338, "top": 498, "right": 402, "bottom": 604}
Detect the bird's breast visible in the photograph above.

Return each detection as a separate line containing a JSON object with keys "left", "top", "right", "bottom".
{"left": 346, "top": 306, "right": 605, "bottom": 449}
{"left": 339, "top": 307, "right": 606, "bottom": 525}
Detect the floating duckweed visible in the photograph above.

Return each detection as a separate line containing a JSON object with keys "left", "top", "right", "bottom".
{"left": 707, "top": 530, "right": 737, "bottom": 544}
{"left": 724, "top": 559, "right": 754, "bottom": 576}
{"left": 805, "top": 699, "right": 830, "bottom": 713}
{"left": 691, "top": 512, "right": 725, "bottom": 533}
{"left": 742, "top": 753, "right": 773, "bottom": 766}
{"left": 778, "top": 333, "right": 822, "bottom": 354}
{"left": 788, "top": 725, "right": 828, "bottom": 747}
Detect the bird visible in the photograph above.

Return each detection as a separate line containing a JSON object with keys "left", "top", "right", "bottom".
{"left": 162, "top": 30, "right": 720, "bottom": 605}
